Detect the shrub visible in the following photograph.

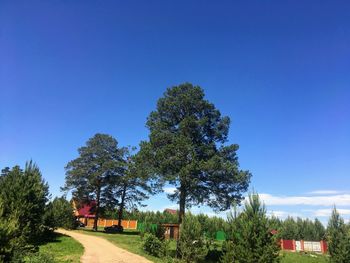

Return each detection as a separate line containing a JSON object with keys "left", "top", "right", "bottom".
{"left": 43, "top": 197, "right": 77, "bottom": 230}
{"left": 24, "top": 252, "right": 55, "bottom": 263}
{"left": 178, "top": 213, "right": 208, "bottom": 263}
{"left": 155, "top": 223, "right": 166, "bottom": 241}
{"left": 221, "top": 193, "right": 280, "bottom": 263}
{"left": 140, "top": 216, "right": 154, "bottom": 238}
{"left": 142, "top": 233, "right": 166, "bottom": 257}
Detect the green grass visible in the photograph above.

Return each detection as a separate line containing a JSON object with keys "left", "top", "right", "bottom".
{"left": 281, "top": 251, "right": 328, "bottom": 263}
{"left": 35, "top": 232, "right": 84, "bottom": 263}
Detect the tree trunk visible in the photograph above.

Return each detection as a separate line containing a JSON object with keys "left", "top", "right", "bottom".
{"left": 176, "top": 186, "right": 186, "bottom": 258}
{"left": 118, "top": 184, "right": 127, "bottom": 227}
{"left": 93, "top": 185, "right": 101, "bottom": 231}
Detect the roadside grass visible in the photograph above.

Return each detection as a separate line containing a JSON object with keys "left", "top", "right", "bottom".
{"left": 28, "top": 232, "right": 84, "bottom": 263}
{"left": 75, "top": 228, "right": 329, "bottom": 263}
{"left": 281, "top": 251, "right": 328, "bottom": 263}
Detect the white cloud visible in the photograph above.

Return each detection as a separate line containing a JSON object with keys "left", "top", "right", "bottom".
{"left": 163, "top": 187, "right": 177, "bottom": 194}
{"left": 257, "top": 193, "right": 350, "bottom": 207}
{"left": 310, "top": 208, "right": 350, "bottom": 217}
{"left": 307, "top": 190, "right": 344, "bottom": 195}
{"left": 267, "top": 210, "right": 303, "bottom": 219}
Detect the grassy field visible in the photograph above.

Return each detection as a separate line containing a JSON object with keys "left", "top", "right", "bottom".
{"left": 75, "top": 228, "right": 329, "bottom": 263}
{"left": 30, "top": 232, "right": 84, "bottom": 263}
{"left": 281, "top": 251, "right": 328, "bottom": 263}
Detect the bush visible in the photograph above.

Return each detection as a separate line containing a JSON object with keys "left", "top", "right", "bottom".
{"left": 43, "top": 197, "right": 77, "bottom": 230}
{"left": 142, "top": 233, "right": 166, "bottom": 257}
{"left": 155, "top": 223, "right": 166, "bottom": 241}
{"left": 178, "top": 213, "right": 208, "bottom": 263}
{"left": 24, "top": 252, "right": 55, "bottom": 263}
{"left": 221, "top": 194, "right": 280, "bottom": 263}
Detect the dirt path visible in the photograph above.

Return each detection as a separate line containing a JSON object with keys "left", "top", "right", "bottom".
{"left": 56, "top": 229, "right": 153, "bottom": 263}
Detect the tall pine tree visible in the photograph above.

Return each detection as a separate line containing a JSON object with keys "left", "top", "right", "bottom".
{"left": 138, "top": 83, "right": 251, "bottom": 227}
{"left": 63, "top": 133, "right": 125, "bottom": 231}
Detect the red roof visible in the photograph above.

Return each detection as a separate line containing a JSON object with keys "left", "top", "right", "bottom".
{"left": 270, "top": 229, "right": 278, "bottom": 235}
{"left": 77, "top": 201, "right": 96, "bottom": 218}
{"left": 164, "top": 208, "right": 177, "bottom": 215}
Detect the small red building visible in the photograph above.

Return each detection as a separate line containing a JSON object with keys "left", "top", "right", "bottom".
{"left": 164, "top": 208, "right": 177, "bottom": 215}
{"left": 72, "top": 200, "right": 96, "bottom": 225}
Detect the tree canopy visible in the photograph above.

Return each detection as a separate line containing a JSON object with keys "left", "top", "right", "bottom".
{"left": 138, "top": 83, "right": 251, "bottom": 225}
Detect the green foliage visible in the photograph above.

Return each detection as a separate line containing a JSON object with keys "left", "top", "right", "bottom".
{"left": 24, "top": 252, "right": 55, "bottom": 263}
{"left": 268, "top": 216, "right": 282, "bottom": 233}
{"left": 222, "top": 193, "right": 280, "bottom": 263}
{"left": 142, "top": 233, "right": 166, "bottom": 258}
{"left": 138, "top": 83, "right": 251, "bottom": 224}
{"left": 106, "top": 147, "right": 160, "bottom": 228}
{"left": 220, "top": 240, "right": 235, "bottom": 263}
{"left": 278, "top": 216, "right": 325, "bottom": 241}
{"left": 0, "top": 199, "right": 23, "bottom": 263}
{"left": 196, "top": 213, "right": 228, "bottom": 239}
{"left": 327, "top": 207, "right": 350, "bottom": 263}
{"left": 43, "top": 197, "right": 76, "bottom": 230}
{"left": 125, "top": 210, "right": 179, "bottom": 224}
{"left": 0, "top": 162, "right": 50, "bottom": 262}
{"left": 178, "top": 213, "right": 208, "bottom": 263}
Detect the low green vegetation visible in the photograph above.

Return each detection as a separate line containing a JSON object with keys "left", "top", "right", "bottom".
{"left": 76, "top": 227, "right": 330, "bottom": 263}
{"left": 177, "top": 213, "right": 208, "bottom": 262}
{"left": 220, "top": 194, "right": 280, "bottom": 263}
{"left": 25, "top": 233, "right": 83, "bottom": 263}
{"left": 281, "top": 251, "right": 328, "bottom": 263}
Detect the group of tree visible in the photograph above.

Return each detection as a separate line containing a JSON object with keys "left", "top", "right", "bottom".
{"left": 0, "top": 162, "right": 74, "bottom": 262}
{"left": 110, "top": 209, "right": 179, "bottom": 224}
{"left": 63, "top": 83, "right": 251, "bottom": 245}
{"left": 139, "top": 193, "right": 281, "bottom": 263}
{"left": 2, "top": 83, "right": 349, "bottom": 263}
{"left": 268, "top": 216, "right": 326, "bottom": 241}
{"left": 62, "top": 135, "right": 161, "bottom": 231}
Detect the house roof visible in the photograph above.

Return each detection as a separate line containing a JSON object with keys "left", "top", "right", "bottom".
{"left": 270, "top": 229, "right": 278, "bottom": 235}
{"left": 164, "top": 208, "right": 177, "bottom": 215}
{"left": 75, "top": 200, "right": 96, "bottom": 218}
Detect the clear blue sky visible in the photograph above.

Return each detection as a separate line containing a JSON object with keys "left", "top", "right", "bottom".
{"left": 1, "top": 0, "right": 350, "bottom": 223}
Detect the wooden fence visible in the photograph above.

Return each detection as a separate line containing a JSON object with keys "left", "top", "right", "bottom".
{"left": 78, "top": 218, "right": 138, "bottom": 229}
